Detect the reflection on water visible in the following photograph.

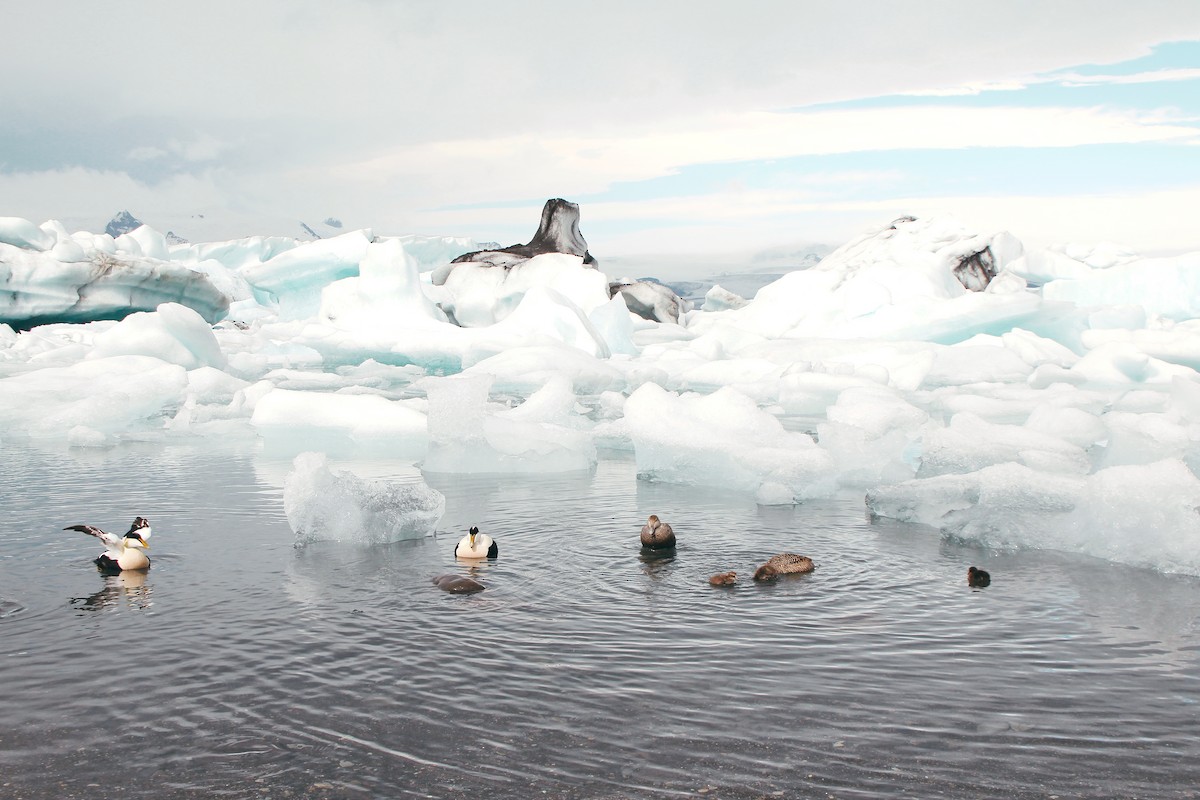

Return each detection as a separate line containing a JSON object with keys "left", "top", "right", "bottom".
{"left": 69, "top": 569, "right": 153, "bottom": 613}
{"left": 2, "top": 442, "right": 1200, "bottom": 799}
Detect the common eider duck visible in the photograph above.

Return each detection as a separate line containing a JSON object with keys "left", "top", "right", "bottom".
{"left": 967, "top": 566, "right": 991, "bottom": 587}
{"left": 432, "top": 574, "right": 486, "bottom": 594}
{"left": 454, "top": 526, "right": 498, "bottom": 559}
{"left": 640, "top": 514, "right": 676, "bottom": 549}
{"left": 709, "top": 571, "right": 737, "bottom": 586}
{"left": 753, "top": 553, "right": 815, "bottom": 582}
{"left": 65, "top": 517, "right": 151, "bottom": 573}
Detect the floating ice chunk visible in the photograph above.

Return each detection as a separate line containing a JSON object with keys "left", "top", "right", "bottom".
{"left": 421, "top": 373, "right": 596, "bottom": 473}
{"left": 1005, "top": 248, "right": 1091, "bottom": 285}
{"left": 817, "top": 386, "right": 927, "bottom": 487}
{"left": 1024, "top": 405, "right": 1107, "bottom": 449}
{"left": 438, "top": 253, "right": 610, "bottom": 328}
{"left": 463, "top": 344, "right": 623, "bottom": 395}
{"left": 87, "top": 302, "right": 226, "bottom": 369}
{"left": 1097, "top": 411, "right": 1195, "bottom": 468}
{"left": 485, "top": 286, "right": 611, "bottom": 358}
{"left": 242, "top": 229, "right": 374, "bottom": 318}
{"left": 319, "top": 238, "right": 449, "bottom": 333}
{"left": 284, "top": 452, "right": 444, "bottom": 545}
{"left": 1070, "top": 342, "right": 1199, "bottom": 385}
{"left": 871, "top": 460, "right": 1200, "bottom": 575}
{"left": 703, "top": 284, "right": 749, "bottom": 311}
{"left": 0, "top": 242, "right": 232, "bottom": 327}
{"left": 918, "top": 411, "right": 1091, "bottom": 477}
{"left": 1043, "top": 253, "right": 1200, "bottom": 320}
{"left": 609, "top": 279, "right": 690, "bottom": 324}
{"left": 117, "top": 225, "right": 170, "bottom": 260}
{"left": 0, "top": 355, "right": 188, "bottom": 438}
{"left": 587, "top": 293, "right": 638, "bottom": 355}
{"left": 624, "top": 382, "right": 833, "bottom": 498}
{"left": 250, "top": 388, "right": 428, "bottom": 456}
{"left": 0, "top": 216, "right": 55, "bottom": 250}
{"left": 867, "top": 462, "right": 1085, "bottom": 546}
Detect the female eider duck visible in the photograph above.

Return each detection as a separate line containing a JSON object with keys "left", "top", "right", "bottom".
{"left": 640, "top": 514, "right": 676, "bottom": 550}
{"left": 65, "top": 517, "right": 151, "bottom": 573}
{"left": 454, "top": 526, "right": 498, "bottom": 559}
{"left": 753, "top": 553, "right": 815, "bottom": 582}
{"left": 967, "top": 566, "right": 991, "bottom": 587}
{"left": 432, "top": 574, "right": 486, "bottom": 594}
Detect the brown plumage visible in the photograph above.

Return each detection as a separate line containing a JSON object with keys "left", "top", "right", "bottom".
{"left": 640, "top": 514, "right": 676, "bottom": 549}
{"left": 708, "top": 571, "right": 737, "bottom": 586}
{"left": 967, "top": 566, "right": 991, "bottom": 587}
{"left": 432, "top": 574, "right": 485, "bottom": 594}
{"left": 753, "top": 553, "right": 815, "bottom": 582}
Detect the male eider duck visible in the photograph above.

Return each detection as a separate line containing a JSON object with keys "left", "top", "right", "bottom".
{"left": 753, "top": 553, "right": 815, "bottom": 582}
{"left": 65, "top": 517, "right": 151, "bottom": 573}
{"left": 967, "top": 566, "right": 991, "bottom": 587}
{"left": 640, "top": 514, "right": 676, "bottom": 550}
{"left": 454, "top": 526, "right": 498, "bottom": 559}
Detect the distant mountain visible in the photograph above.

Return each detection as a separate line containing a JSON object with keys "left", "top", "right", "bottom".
{"left": 105, "top": 210, "right": 143, "bottom": 238}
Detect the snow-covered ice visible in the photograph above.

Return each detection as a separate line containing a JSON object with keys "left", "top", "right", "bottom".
{"left": 3, "top": 210, "right": 1199, "bottom": 574}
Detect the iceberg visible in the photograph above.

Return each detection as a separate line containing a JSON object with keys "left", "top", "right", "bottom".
{"left": 1, "top": 218, "right": 233, "bottom": 327}
{"left": 3, "top": 205, "right": 1200, "bottom": 575}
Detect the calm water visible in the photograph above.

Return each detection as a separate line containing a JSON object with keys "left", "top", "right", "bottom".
{"left": 2, "top": 441, "right": 1200, "bottom": 799}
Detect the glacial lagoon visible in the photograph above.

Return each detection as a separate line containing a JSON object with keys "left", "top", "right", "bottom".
{"left": 3, "top": 441, "right": 1199, "bottom": 799}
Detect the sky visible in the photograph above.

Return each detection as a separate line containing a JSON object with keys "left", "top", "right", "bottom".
{"left": 3, "top": 0, "right": 1200, "bottom": 265}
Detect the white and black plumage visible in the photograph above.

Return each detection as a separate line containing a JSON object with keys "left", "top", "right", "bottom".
{"left": 454, "top": 526, "right": 498, "bottom": 559}
{"left": 65, "top": 516, "right": 151, "bottom": 573}
{"left": 640, "top": 514, "right": 676, "bottom": 549}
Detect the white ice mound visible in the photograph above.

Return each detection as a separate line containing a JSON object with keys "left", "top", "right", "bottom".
{"left": 242, "top": 229, "right": 374, "bottom": 318}
{"left": 421, "top": 372, "right": 596, "bottom": 473}
{"left": 437, "top": 253, "right": 610, "bottom": 328}
{"left": 250, "top": 388, "right": 428, "bottom": 456}
{"left": 695, "top": 215, "right": 1030, "bottom": 341}
{"left": 0, "top": 354, "right": 188, "bottom": 439}
{"left": 0, "top": 219, "right": 233, "bottom": 327}
{"left": 623, "top": 382, "right": 834, "bottom": 500}
{"left": 865, "top": 460, "right": 1200, "bottom": 576}
{"left": 88, "top": 302, "right": 226, "bottom": 369}
{"left": 284, "top": 451, "right": 445, "bottom": 545}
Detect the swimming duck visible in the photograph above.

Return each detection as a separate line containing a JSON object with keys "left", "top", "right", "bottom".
{"left": 65, "top": 517, "right": 151, "bottom": 573}
{"left": 640, "top": 514, "right": 676, "bottom": 549}
{"left": 454, "top": 526, "right": 498, "bottom": 559}
{"left": 753, "top": 553, "right": 815, "bottom": 582}
{"left": 709, "top": 571, "right": 737, "bottom": 586}
{"left": 432, "top": 574, "right": 486, "bottom": 594}
{"left": 967, "top": 566, "right": 991, "bottom": 587}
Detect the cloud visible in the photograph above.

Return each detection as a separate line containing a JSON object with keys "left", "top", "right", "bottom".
{"left": 329, "top": 104, "right": 1200, "bottom": 210}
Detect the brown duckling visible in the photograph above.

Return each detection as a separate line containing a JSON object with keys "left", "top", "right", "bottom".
{"left": 708, "top": 571, "right": 737, "bottom": 587}
{"left": 967, "top": 566, "right": 991, "bottom": 587}
{"left": 753, "top": 553, "right": 815, "bottom": 582}
{"left": 640, "top": 514, "right": 676, "bottom": 550}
